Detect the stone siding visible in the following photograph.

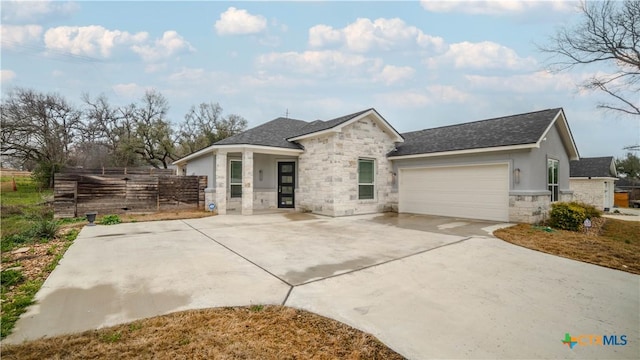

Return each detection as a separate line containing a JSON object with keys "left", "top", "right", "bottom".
{"left": 570, "top": 179, "right": 604, "bottom": 209}
{"left": 297, "top": 115, "right": 397, "bottom": 216}
{"left": 254, "top": 190, "right": 277, "bottom": 210}
{"left": 509, "top": 194, "right": 551, "bottom": 224}
{"left": 509, "top": 190, "right": 574, "bottom": 223}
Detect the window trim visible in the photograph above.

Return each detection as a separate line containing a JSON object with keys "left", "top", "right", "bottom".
{"left": 358, "top": 158, "right": 375, "bottom": 200}
{"left": 230, "top": 159, "right": 242, "bottom": 198}
{"left": 547, "top": 158, "right": 559, "bottom": 202}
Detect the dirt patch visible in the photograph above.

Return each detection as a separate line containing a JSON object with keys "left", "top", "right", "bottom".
{"left": 1, "top": 306, "right": 405, "bottom": 360}
{"left": 494, "top": 218, "right": 640, "bottom": 274}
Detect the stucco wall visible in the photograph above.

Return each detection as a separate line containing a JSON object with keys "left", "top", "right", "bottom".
{"left": 297, "top": 115, "right": 397, "bottom": 216}
{"left": 528, "top": 123, "right": 572, "bottom": 192}
{"left": 185, "top": 153, "right": 215, "bottom": 188}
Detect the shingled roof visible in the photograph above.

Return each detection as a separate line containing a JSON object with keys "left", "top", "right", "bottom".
{"left": 214, "top": 117, "right": 308, "bottom": 149}
{"left": 570, "top": 157, "right": 617, "bottom": 178}
{"left": 389, "top": 108, "right": 563, "bottom": 157}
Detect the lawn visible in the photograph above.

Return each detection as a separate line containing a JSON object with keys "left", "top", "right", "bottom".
{"left": 494, "top": 218, "right": 640, "bottom": 275}
{"left": 1, "top": 175, "right": 78, "bottom": 338}
{"left": 1, "top": 306, "right": 404, "bottom": 360}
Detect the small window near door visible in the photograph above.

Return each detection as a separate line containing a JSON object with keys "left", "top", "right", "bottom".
{"left": 547, "top": 158, "right": 559, "bottom": 202}
{"left": 358, "top": 159, "right": 374, "bottom": 200}
{"left": 230, "top": 160, "right": 242, "bottom": 198}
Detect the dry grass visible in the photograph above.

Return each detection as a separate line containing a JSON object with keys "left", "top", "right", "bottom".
{"left": 494, "top": 218, "right": 640, "bottom": 274}
{"left": 1, "top": 306, "right": 404, "bottom": 360}
{"left": 118, "top": 209, "right": 214, "bottom": 222}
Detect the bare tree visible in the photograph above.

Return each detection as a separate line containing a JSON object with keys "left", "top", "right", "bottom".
{"left": 127, "top": 90, "right": 177, "bottom": 169}
{"left": 1, "top": 88, "right": 82, "bottom": 186}
{"left": 80, "top": 94, "right": 140, "bottom": 167}
{"left": 540, "top": 0, "right": 640, "bottom": 116}
{"left": 178, "top": 102, "right": 248, "bottom": 155}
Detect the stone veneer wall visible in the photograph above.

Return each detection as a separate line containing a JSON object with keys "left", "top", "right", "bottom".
{"left": 570, "top": 179, "right": 604, "bottom": 209}
{"left": 254, "top": 190, "right": 276, "bottom": 210}
{"left": 297, "top": 116, "right": 396, "bottom": 216}
{"left": 509, "top": 191, "right": 574, "bottom": 223}
{"left": 509, "top": 194, "right": 550, "bottom": 224}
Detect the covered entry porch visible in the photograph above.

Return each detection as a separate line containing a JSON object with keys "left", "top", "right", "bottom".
{"left": 210, "top": 146, "right": 302, "bottom": 215}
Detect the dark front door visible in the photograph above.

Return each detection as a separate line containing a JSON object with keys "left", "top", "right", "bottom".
{"left": 278, "top": 162, "right": 295, "bottom": 208}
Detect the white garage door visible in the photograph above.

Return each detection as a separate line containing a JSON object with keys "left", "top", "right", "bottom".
{"left": 399, "top": 164, "right": 509, "bottom": 221}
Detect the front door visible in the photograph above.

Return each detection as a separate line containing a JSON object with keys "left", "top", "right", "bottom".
{"left": 278, "top": 162, "right": 295, "bottom": 208}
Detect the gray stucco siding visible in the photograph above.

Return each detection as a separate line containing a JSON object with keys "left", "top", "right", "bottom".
{"left": 527, "top": 123, "right": 571, "bottom": 192}
{"left": 390, "top": 121, "right": 572, "bottom": 195}
{"left": 185, "top": 153, "right": 215, "bottom": 188}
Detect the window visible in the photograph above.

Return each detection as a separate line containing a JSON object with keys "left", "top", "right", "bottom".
{"left": 358, "top": 159, "right": 375, "bottom": 200}
{"left": 230, "top": 160, "right": 242, "bottom": 198}
{"left": 547, "top": 158, "right": 559, "bottom": 202}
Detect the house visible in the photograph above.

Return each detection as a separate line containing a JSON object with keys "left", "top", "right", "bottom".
{"left": 173, "top": 107, "right": 579, "bottom": 223}
{"left": 569, "top": 157, "right": 618, "bottom": 211}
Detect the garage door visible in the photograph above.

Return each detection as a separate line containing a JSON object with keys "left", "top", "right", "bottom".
{"left": 399, "top": 164, "right": 509, "bottom": 221}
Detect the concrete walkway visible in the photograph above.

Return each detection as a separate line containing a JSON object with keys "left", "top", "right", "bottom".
{"left": 5, "top": 213, "right": 639, "bottom": 359}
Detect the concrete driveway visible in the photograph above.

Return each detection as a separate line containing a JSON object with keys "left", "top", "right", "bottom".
{"left": 5, "top": 213, "right": 639, "bottom": 359}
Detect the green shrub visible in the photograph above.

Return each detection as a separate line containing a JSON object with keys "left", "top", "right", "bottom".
{"left": 29, "top": 218, "right": 59, "bottom": 240}
{"left": 1, "top": 270, "right": 24, "bottom": 288}
{"left": 549, "top": 202, "right": 587, "bottom": 231}
{"left": 569, "top": 201, "right": 602, "bottom": 219}
{"left": 100, "top": 214, "right": 121, "bottom": 225}
{"left": 0, "top": 233, "right": 32, "bottom": 252}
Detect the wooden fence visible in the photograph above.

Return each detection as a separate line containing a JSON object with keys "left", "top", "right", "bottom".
{"left": 61, "top": 167, "right": 175, "bottom": 176}
{"left": 54, "top": 173, "right": 207, "bottom": 218}
{"left": 0, "top": 168, "right": 32, "bottom": 177}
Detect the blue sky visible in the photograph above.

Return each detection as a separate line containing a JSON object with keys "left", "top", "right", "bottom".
{"left": 1, "top": 0, "right": 639, "bottom": 158}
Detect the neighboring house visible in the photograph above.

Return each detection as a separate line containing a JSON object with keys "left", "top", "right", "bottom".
{"left": 615, "top": 177, "right": 640, "bottom": 207}
{"left": 569, "top": 157, "right": 617, "bottom": 211}
{"left": 174, "top": 107, "right": 579, "bottom": 223}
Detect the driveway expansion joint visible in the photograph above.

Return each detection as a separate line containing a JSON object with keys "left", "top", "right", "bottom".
{"left": 182, "top": 221, "right": 294, "bottom": 291}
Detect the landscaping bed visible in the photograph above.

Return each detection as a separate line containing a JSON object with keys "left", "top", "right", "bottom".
{"left": 494, "top": 218, "right": 640, "bottom": 275}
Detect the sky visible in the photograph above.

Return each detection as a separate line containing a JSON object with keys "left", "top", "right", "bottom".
{"left": 1, "top": 0, "right": 639, "bottom": 159}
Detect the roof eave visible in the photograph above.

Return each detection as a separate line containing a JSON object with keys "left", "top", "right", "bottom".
{"left": 173, "top": 144, "right": 304, "bottom": 165}
{"left": 173, "top": 145, "right": 216, "bottom": 165}
{"left": 537, "top": 109, "right": 580, "bottom": 161}
{"left": 388, "top": 143, "right": 536, "bottom": 160}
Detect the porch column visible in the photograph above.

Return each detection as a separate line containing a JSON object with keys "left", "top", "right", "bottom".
{"left": 242, "top": 150, "right": 253, "bottom": 215}
{"left": 215, "top": 151, "right": 227, "bottom": 215}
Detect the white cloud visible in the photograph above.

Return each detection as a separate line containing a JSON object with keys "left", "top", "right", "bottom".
{"left": 215, "top": 7, "right": 267, "bottom": 35}
{"left": 309, "top": 17, "right": 444, "bottom": 53}
{"left": 420, "top": 0, "right": 575, "bottom": 15}
{"left": 0, "top": 69, "right": 17, "bottom": 83}
{"left": 309, "top": 24, "right": 342, "bottom": 48}
{"left": 44, "top": 25, "right": 147, "bottom": 58}
{"left": 465, "top": 70, "right": 579, "bottom": 93}
{"left": 131, "top": 30, "right": 194, "bottom": 62}
{"left": 426, "top": 41, "right": 537, "bottom": 70}
{"left": 112, "top": 83, "right": 145, "bottom": 98}
{"left": 426, "top": 85, "right": 470, "bottom": 103}
{"left": 257, "top": 50, "right": 382, "bottom": 77}
{"left": 375, "top": 65, "right": 415, "bottom": 85}
{"left": 0, "top": 24, "right": 43, "bottom": 49}
{"left": 377, "top": 85, "right": 471, "bottom": 108}
{"left": 1, "top": 0, "right": 78, "bottom": 23}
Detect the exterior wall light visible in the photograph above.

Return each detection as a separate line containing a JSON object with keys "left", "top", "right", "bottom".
{"left": 514, "top": 168, "right": 521, "bottom": 184}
